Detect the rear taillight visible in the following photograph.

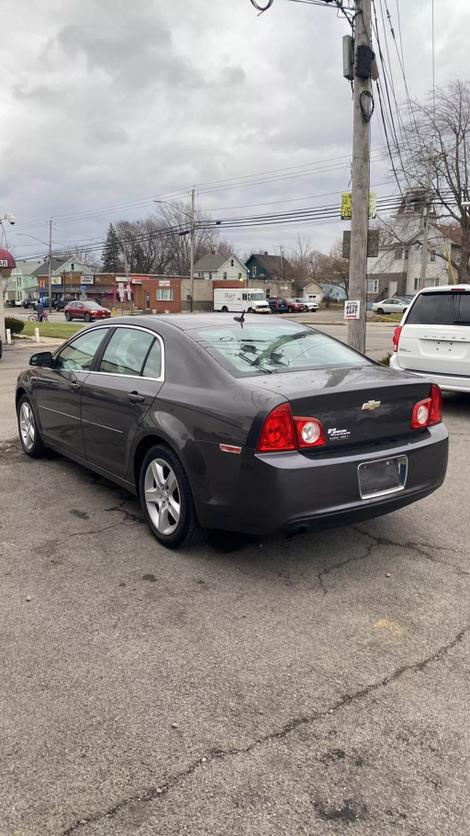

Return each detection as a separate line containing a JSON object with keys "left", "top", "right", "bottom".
{"left": 429, "top": 384, "right": 442, "bottom": 425}
{"left": 257, "top": 405, "right": 326, "bottom": 452}
{"left": 392, "top": 325, "right": 402, "bottom": 352}
{"left": 257, "top": 404, "right": 296, "bottom": 452}
{"left": 411, "top": 398, "right": 431, "bottom": 428}
{"left": 411, "top": 384, "right": 442, "bottom": 429}
{"left": 294, "top": 417, "right": 326, "bottom": 448}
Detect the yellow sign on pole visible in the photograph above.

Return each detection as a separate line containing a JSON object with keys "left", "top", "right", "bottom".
{"left": 341, "top": 192, "right": 352, "bottom": 220}
{"left": 340, "top": 192, "right": 377, "bottom": 220}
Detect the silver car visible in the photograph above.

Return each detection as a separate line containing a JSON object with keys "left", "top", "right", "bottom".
{"left": 372, "top": 297, "right": 409, "bottom": 315}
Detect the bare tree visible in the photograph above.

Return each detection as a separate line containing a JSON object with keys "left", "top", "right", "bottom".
{"left": 312, "top": 240, "right": 350, "bottom": 296}
{"left": 112, "top": 204, "right": 232, "bottom": 276}
{"left": 288, "top": 237, "right": 322, "bottom": 290}
{"left": 397, "top": 80, "right": 470, "bottom": 281}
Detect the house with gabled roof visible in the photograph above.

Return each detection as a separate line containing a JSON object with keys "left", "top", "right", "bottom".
{"left": 194, "top": 253, "right": 248, "bottom": 281}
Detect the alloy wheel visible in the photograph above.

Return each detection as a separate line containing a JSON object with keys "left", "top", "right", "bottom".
{"left": 144, "top": 458, "right": 181, "bottom": 536}
{"left": 19, "top": 402, "right": 35, "bottom": 451}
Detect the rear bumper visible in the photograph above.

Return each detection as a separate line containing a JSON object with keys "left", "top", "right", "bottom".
{"left": 196, "top": 424, "right": 448, "bottom": 535}
{"left": 390, "top": 355, "right": 470, "bottom": 393}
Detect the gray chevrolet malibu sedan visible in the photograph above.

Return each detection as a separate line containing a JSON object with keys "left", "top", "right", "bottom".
{"left": 16, "top": 315, "right": 448, "bottom": 548}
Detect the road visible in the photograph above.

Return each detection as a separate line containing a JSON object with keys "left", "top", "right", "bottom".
{"left": 0, "top": 327, "right": 469, "bottom": 836}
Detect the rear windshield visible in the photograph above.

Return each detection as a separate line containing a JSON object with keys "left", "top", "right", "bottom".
{"left": 407, "top": 291, "right": 470, "bottom": 325}
{"left": 192, "top": 323, "right": 369, "bottom": 377}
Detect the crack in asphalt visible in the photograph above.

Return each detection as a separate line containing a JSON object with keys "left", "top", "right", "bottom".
{"left": 61, "top": 625, "right": 469, "bottom": 835}
{"left": 316, "top": 526, "right": 469, "bottom": 595}
{"left": 104, "top": 497, "right": 144, "bottom": 525}
{"left": 56, "top": 506, "right": 142, "bottom": 547}
{"left": 317, "top": 544, "right": 375, "bottom": 595}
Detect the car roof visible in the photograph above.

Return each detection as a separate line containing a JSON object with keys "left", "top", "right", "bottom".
{"left": 416, "top": 284, "right": 470, "bottom": 294}
{"left": 102, "top": 313, "right": 305, "bottom": 333}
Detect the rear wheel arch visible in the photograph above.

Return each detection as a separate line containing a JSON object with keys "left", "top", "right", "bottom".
{"left": 16, "top": 387, "right": 27, "bottom": 409}
{"left": 133, "top": 434, "right": 178, "bottom": 495}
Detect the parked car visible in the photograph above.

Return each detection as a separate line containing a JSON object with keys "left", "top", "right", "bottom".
{"left": 372, "top": 298, "right": 409, "bottom": 315}
{"left": 16, "top": 315, "right": 448, "bottom": 549}
{"left": 267, "top": 297, "right": 289, "bottom": 314}
{"left": 284, "top": 298, "right": 307, "bottom": 313}
{"left": 390, "top": 285, "right": 470, "bottom": 393}
{"left": 52, "top": 297, "right": 70, "bottom": 311}
{"left": 294, "top": 297, "right": 318, "bottom": 312}
{"left": 64, "top": 300, "right": 111, "bottom": 322}
{"left": 21, "top": 298, "right": 37, "bottom": 309}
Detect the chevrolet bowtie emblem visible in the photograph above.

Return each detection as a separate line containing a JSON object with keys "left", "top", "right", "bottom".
{"left": 362, "top": 400, "right": 382, "bottom": 411}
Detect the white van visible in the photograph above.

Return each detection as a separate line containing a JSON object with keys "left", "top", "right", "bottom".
{"left": 213, "top": 287, "right": 271, "bottom": 314}
{"left": 390, "top": 285, "right": 470, "bottom": 393}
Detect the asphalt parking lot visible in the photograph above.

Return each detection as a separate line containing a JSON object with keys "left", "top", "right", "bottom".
{"left": 1, "top": 333, "right": 469, "bottom": 835}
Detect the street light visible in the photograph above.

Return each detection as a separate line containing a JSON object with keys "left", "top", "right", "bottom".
{"left": 154, "top": 190, "right": 196, "bottom": 312}
{"left": 16, "top": 222, "right": 53, "bottom": 308}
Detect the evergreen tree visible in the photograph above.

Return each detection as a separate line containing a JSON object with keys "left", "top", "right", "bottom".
{"left": 102, "top": 224, "right": 122, "bottom": 273}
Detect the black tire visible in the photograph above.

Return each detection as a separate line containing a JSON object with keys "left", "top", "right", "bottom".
{"left": 17, "top": 395, "right": 48, "bottom": 458}
{"left": 377, "top": 308, "right": 385, "bottom": 315}
{"left": 28, "top": 314, "right": 37, "bottom": 322}
{"left": 65, "top": 312, "right": 71, "bottom": 321}
{"left": 139, "top": 444, "right": 205, "bottom": 549}
{"left": 247, "top": 307, "right": 255, "bottom": 314}
{"left": 221, "top": 306, "right": 228, "bottom": 313}
{"left": 84, "top": 313, "right": 91, "bottom": 322}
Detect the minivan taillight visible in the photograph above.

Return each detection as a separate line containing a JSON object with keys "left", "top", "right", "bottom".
{"left": 392, "top": 325, "right": 402, "bottom": 352}
{"left": 257, "top": 405, "right": 326, "bottom": 452}
{"left": 411, "top": 385, "right": 442, "bottom": 429}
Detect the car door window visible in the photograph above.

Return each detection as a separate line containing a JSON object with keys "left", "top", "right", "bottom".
{"left": 56, "top": 328, "right": 108, "bottom": 371}
{"left": 142, "top": 338, "right": 162, "bottom": 378}
{"left": 99, "top": 328, "right": 154, "bottom": 376}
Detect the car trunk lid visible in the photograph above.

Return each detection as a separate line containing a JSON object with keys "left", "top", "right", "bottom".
{"left": 251, "top": 365, "right": 432, "bottom": 450}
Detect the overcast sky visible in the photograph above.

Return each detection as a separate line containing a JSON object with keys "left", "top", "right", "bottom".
{"left": 1, "top": 0, "right": 469, "bottom": 265}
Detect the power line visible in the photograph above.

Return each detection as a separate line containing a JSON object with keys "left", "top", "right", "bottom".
{"left": 14, "top": 192, "right": 416, "bottom": 261}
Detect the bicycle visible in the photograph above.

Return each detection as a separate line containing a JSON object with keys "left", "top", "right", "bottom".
{"left": 28, "top": 310, "right": 50, "bottom": 323}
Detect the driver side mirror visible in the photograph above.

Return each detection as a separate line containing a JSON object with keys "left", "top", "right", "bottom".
{"left": 29, "top": 351, "right": 55, "bottom": 368}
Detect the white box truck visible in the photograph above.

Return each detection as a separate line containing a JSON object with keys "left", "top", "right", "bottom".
{"left": 213, "top": 288, "right": 271, "bottom": 314}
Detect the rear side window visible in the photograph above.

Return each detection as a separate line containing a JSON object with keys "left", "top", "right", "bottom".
{"left": 99, "top": 328, "right": 154, "bottom": 376}
{"left": 142, "top": 339, "right": 162, "bottom": 378}
{"left": 407, "top": 292, "right": 470, "bottom": 325}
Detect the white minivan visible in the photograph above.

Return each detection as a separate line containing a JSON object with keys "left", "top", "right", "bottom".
{"left": 213, "top": 287, "right": 271, "bottom": 314}
{"left": 390, "top": 285, "right": 470, "bottom": 393}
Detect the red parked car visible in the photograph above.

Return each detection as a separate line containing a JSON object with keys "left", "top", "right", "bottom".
{"left": 64, "top": 300, "right": 112, "bottom": 322}
{"left": 284, "top": 298, "right": 306, "bottom": 313}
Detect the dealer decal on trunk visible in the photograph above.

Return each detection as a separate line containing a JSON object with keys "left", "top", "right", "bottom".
{"left": 327, "top": 427, "right": 351, "bottom": 441}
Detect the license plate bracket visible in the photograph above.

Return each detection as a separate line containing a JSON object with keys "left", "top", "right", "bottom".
{"left": 358, "top": 455, "right": 408, "bottom": 500}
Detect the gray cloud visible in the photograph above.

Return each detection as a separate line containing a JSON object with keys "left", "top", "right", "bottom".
{"left": 1, "top": 0, "right": 469, "bottom": 259}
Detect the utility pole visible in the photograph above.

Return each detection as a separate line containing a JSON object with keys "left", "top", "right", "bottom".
{"left": 47, "top": 219, "right": 53, "bottom": 310}
{"left": 419, "top": 157, "right": 433, "bottom": 290}
{"left": 190, "top": 186, "right": 195, "bottom": 313}
{"left": 347, "top": 0, "right": 373, "bottom": 354}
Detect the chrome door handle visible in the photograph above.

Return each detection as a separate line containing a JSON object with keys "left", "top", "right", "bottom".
{"left": 128, "top": 391, "right": 145, "bottom": 404}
